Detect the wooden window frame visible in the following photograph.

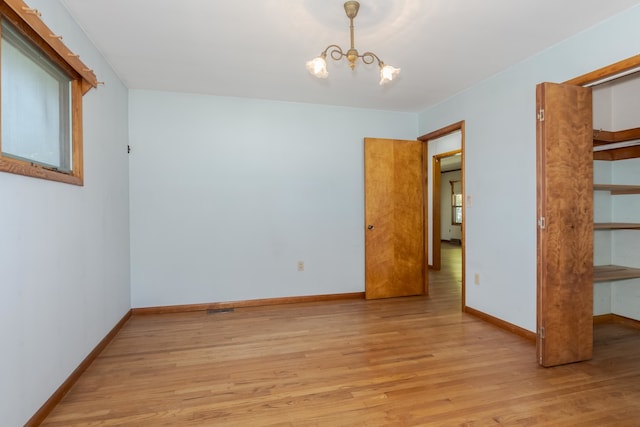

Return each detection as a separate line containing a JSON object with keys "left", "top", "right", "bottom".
{"left": 0, "top": 0, "right": 97, "bottom": 185}
{"left": 450, "top": 180, "right": 462, "bottom": 225}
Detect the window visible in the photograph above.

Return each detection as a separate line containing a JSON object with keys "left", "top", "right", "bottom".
{"left": 451, "top": 180, "right": 462, "bottom": 225}
{"left": 0, "top": 1, "right": 97, "bottom": 185}
{"left": 2, "top": 19, "right": 72, "bottom": 171}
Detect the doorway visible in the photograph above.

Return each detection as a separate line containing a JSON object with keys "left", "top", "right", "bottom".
{"left": 419, "top": 121, "right": 465, "bottom": 308}
{"left": 431, "top": 149, "right": 462, "bottom": 271}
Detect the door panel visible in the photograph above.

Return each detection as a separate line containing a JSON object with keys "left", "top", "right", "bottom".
{"left": 536, "top": 82, "right": 593, "bottom": 367}
{"left": 364, "top": 138, "right": 424, "bottom": 299}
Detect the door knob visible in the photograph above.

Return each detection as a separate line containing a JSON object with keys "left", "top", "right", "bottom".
{"left": 367, "top": 224, "right": 375, "bottom": 230}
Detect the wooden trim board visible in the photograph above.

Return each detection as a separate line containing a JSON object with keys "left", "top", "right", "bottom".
{"left": 418, "top": 120, "right": 465, "bottom": 142}
{"left": 594, "top": 313, "right": 640, "bottom": 329}
{"left": 464, "top": 306, "right": 536, "bottom": 342}
{"left": 25, "top": 310, "right": 132, "bottom": 427}
{"left": 132, "top": 292, "right": 365, "bottom": 315}
{"left": 563, "top": 54, "right": 640, "bottom": 87}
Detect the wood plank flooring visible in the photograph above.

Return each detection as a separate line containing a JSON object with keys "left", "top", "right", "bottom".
{"left": 41, "top": 243, "right": 640, "bottom": 426}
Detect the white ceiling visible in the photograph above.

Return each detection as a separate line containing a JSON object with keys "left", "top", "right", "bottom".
{"left": 61, "top": 0, "right": 639, "bottom": 112}
{"left": 440, "top": 154, "right": 462, "bottom": 172}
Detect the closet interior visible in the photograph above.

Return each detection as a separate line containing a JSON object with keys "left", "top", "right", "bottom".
{"left": 592, "top": 72, "right": 640, "bottom": 322}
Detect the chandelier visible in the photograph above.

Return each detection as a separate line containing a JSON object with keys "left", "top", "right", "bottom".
{"left": 306, "top": 1, "right": 400, "bottom": 85}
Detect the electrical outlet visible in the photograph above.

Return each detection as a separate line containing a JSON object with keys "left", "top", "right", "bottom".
{"left": 474, "top": 273, "right": 480, "bottom": 285}
{"left": 297, "top": 261, "right": 304, "bottom": 271}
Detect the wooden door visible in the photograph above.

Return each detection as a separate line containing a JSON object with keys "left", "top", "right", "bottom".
{"left": 364, "top": 138, "right": 425, "bottom": 299}
{"left": 536, "top": 82, "right": 593, "bottom": 367}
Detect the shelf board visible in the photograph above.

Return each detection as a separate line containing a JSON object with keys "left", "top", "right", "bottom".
{"left": 593, "top": 127, "right": 640, "bottom": 161}
{"left": 593, "top": 127, "right": 640, "bottom": 145}
{"left": 594, "top": 223, "right": 640, "bottom": 230}
{"left": 594, "top": 265, "right": 640, "bottom": 282}
{"left": 594, "top": 184, "right": 640, "bottom": 195}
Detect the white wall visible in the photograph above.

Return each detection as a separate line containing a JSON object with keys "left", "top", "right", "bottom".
{"left": 129, "top": 91, "right": 417, "bottom": 308}
{"left": 441, "top": 170, "right": 462, "bottom": 242}
{"left": 593, "top": 160, "right": 613, "bottom": 315}
{"left": 611, "top": 73, "right": 640, "bottom": 129}
{"left": 0, "top": 1, "right": 131, "bottom": 425}
{"left": 417, "top": 5, "right": 640, "bottom": 332}
{"left": 426, "top": 131, "right": 462, "bottom": 264}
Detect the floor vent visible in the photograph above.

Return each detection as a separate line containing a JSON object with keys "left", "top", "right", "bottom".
{"left": 207, "top": 308, "right": 235, "bottom": 314}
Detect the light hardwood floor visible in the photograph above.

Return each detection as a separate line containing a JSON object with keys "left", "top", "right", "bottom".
{"left": 42, "top": 243, "right": 640, "bottom": 426}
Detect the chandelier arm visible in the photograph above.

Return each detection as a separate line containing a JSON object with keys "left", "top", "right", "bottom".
{"left": 360, "top": 51, "right": 383, "bottom": 67}
{"left": 321, "top": 44, "right": 347, "bottom": 61}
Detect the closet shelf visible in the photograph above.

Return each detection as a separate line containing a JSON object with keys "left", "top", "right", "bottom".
{"left": 593, "top": 127, "right": 640, "bottom": 145}
{"left": 594, "top": 223, "right": 640, "bottom": 230}
{"left": 594, "top": 265, "right": 640, "bottom": 282}
{"left": 594, "top": 184, "right": 640, "bottom": 195}
{"left": 593, "top": 127, "right": 640, "bottom": 161}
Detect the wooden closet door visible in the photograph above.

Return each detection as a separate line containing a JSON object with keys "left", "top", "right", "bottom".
{"left": 536, "top": 82, "right": 593, "bottom": 367}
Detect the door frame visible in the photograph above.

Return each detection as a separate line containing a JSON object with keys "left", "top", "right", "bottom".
{"left": 563, "top": 54, "right": 640, "bottom": 87}
{"left": 419, "top": 121, "right": 466, "bottom": 308}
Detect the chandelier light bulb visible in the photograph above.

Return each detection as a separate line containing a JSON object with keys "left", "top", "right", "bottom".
{"left": 306, "top": 56, "right": 328, "bottom": 78}
{"left": 379, "top": 64, "right": 401, "bottom": 85}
